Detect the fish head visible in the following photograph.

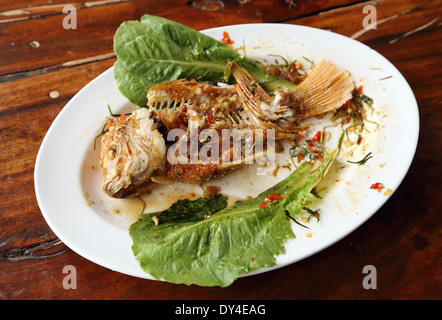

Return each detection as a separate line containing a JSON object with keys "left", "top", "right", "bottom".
{"left": 99, "top": 108, "right": 166, "bottom": 198}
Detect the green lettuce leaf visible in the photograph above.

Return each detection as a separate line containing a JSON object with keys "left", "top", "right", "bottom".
{"left": 113, "top": 14, "right": 295, "bottom": 106}
{"left": 129, "top": 150, "right": 336, "bottom": 287}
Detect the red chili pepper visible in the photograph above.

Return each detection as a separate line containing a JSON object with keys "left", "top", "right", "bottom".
{"left": 267, "top": 193, "right": 283, "bottom": 201}
{"left": 259, "top": 202, "right": 268, "bottom": 208}
{"left": 342, "top": 100, "right": 350, "bottom": 110}
{"left": 370, "top": 182, "right": 384, "bottom": 192}
{"left": 310, "top": 131, "right": 322, "bottom": 143}
{"left": 221, "top": 31, "right": 234, "bottom": 45}
{"left": 341, "top": 118, "right": 351, "bottom": 125}
{"left": 119, "top": 113, "right": 126, "bottom": 122}
{"left": 357, "top": 85, "right": 363, "bottom": 93}
{"left": 206, "top": 114, "right": 213, "bottom": 124}
{"left": 311, "top": 150, "right": 322, "bottom": 161}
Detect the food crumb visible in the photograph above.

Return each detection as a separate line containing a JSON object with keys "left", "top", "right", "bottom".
{"left": 203, "top": 186, "right": 220, "bottom": 198}
{"left": 113, "top": 209, "right": 120, "bottom": 214}
{"left": 306, "top": 233, "right": 313, "bottom": 237}
{"left": 383, "top": 188, "right": 393, "bottom": 196}
{"left": 152, "top": 215, "right": 159, "bottom": 225}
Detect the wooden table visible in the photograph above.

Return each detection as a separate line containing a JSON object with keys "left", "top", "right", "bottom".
{"left": 1, "top": 0, "right": 440, "bottom": 300}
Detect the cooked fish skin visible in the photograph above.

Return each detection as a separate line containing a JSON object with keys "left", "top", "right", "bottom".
{"left": 99, "top": 108, "right": 166, "bottom": 198}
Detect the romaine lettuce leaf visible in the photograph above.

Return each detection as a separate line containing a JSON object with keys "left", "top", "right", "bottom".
{"left": 113, "top": 14, "right": 295, "bottom": 107}
{"left": 129, "top": 150, "right": 336, "bottom": 287}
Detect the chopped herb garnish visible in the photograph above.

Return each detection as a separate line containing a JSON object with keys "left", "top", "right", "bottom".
{"left": 303, "top": 56, "right": 315, "bottom": 69}
{"left": 137, "top": 196, "right": 146, "bottom": 216}
{"left": 332, "top": 87, "right": 378, "bottom": 146}
{"left": 107, "top": 104, "right": 132, "bottom": 117}
{"left": 107, "top": 104, "right": 119, "bottom": 117}
{"left": 93, "top": 123, "right": 109, "bottom": 150}
{"left": 303, "top": 207, "right": 320, "bottom": 222}
{"left": 290, "top": 140, "right": 324, "bottom": 163}
{"left": 379, "top": 75, "right": 392, "bottom": 81}
{"left": 289, "top": 131, "right": 325, "bottom": 163}
{"left": 285, "top": 210, "right": 310, "bottom": 229}
{"left": 347, "top": 152, "right": 373, "bottom": 165}
{"left": 268, "top": 54, "right": 289, "bottom": 66}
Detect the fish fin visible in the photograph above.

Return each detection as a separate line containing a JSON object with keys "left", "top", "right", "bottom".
{"left": 231, "top": 62, "right": 274, "bottom": 125}
{"left": 294, "top": 60, "right": 355, "bottom": 118}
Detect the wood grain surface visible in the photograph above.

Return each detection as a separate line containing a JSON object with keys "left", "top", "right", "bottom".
{"left": 0, "top": 0, "right": 440, "bottom": 300}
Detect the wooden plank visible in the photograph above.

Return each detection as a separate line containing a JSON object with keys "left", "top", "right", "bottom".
{"left": 0, "top": 0, "right": 365, "bottom": 77}
{"left": 0, "top": 0, "right": 132, "bottom": 19}
{"left": 0, "top": 56, "right": 115, "bottom": 113}
{"left": 289, "top": 0, "right": 441, "bottom": 43}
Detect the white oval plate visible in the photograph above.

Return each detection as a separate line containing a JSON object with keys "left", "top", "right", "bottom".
{"left": 35, "top": 23, "right": 419, "bottom": 282}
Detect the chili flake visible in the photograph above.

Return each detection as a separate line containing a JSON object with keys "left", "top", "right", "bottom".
{"left": 220, "top": 31, "right": 234, "bottom": 45}
{"left": 370, "top": 182, "right": 384, "bottom": 193}
{"left": 309, "top": 131, "right": 322, "bottom": 143}
{"left": 259, "top": 193, "right": 284, "bottom": 208}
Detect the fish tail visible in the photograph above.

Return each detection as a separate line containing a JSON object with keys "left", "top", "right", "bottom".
{"left": 293, "top": 60, "right": 354, "bottom": 119}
